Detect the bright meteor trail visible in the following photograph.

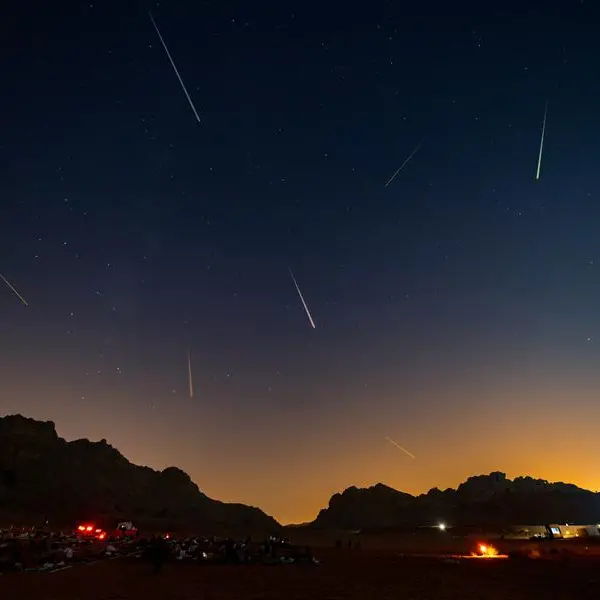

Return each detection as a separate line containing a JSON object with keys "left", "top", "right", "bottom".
{"left": 187, "top": 348, "right": 194, "bottom": 399}
{"left": 384, "top": 139, "right": 424, "bottom": 188}
{"left": 384, "top": 436, "right": 416, "bottom": 459}
{"left": 535, "top": 102, "right": 548, "bottom": 180}
{"left": 289, "top": 267, "right": 316, "bottom": 329}
{"left": 0, "top": 271, "right": 28, "bottom": 306}
{"left": 149, "top": 12, "right": 201, "bottom": 124}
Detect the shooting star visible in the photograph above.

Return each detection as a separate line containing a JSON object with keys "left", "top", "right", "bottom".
{"left": 149, "top": 12, "right": 201, "bottom": 124}
{"left": 0, "top": 271, "right": 29, "bottom": 306}
{"left": 384, "top": 139, "right": 424, "bottom": 188}
{"left": 289, "top": 267, "right": 316, "bottom": 329}
{"left": 187, "top": 348, "right": 194, "bottom": 398}
{"left": 535, "top": 102, "right": 548, "bottom": 180}
{"left": 384, "top": 436, "right": 416, "bottom": 459}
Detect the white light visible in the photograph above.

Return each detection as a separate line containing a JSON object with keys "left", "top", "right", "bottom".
{"left": 438, "top": 523, "right": 446, "bottom": 531}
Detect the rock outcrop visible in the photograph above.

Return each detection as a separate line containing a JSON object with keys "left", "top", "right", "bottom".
{"left": 312, "top": 471, "right": 600, "bottom": 530}
{"left": 0, "top": 414, "right": 279, "bottom": 534}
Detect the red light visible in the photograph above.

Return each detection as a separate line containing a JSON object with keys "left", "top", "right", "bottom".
{"left": 86, "top": 526, "right": 93, "bottom": 531}
{"left": 77, "top": 526, "right": 85, "bottom": 531}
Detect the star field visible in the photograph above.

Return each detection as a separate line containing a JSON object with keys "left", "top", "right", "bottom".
{"left": 1, "top": 0, "right": 600, "bottom": 524}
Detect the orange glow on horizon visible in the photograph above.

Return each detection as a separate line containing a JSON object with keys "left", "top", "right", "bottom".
{"left": 5, "top": 372, "right": 600, "bottom": 525}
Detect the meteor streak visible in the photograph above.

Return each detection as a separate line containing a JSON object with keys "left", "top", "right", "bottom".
{"left": 149, "top": 12, "right": 201, "bottom": 124}
{"left": 289, "top": 267, "right": 316, "bottom": 329}
{"left": 535, "top": 102, "right": 548, "bottom": 180}
{"left": 384, "top": 139, "right": 424, "bottom": 188}
{"left": 384, "top": 436, "right": 416, "bottom": 459}
{"left": 187, "top": 348, "right": 194, "bottom": 398}
{"left": 0, "top": 271, "right": 29, "bottom": 306}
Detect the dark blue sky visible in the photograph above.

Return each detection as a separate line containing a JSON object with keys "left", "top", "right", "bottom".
{"left": 2, "top": 0, "right": 600, "bottom": 523}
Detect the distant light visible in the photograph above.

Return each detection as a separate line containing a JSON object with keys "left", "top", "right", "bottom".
{"left": 438, "top": 523, "right": 446, "bottom": 531}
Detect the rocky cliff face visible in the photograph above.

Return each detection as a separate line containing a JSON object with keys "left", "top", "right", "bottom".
{"left": 312, "top": 472, "right": 600, "bottom": 530}
{"left": 314, "top": 484, "right": 414, "bottom": 530}
{"left": 0, "top": 414, "right": 279, "bottom": 534}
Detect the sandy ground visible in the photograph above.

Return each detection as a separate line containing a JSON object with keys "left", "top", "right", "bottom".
{"left": 3, "top": 549, "right": 599, "bottom": 600}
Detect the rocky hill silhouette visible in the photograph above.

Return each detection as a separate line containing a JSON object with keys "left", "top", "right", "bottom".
{"left": 311, "top": 471, "right": 600, "bottom": 530}
{"left": 0, "top": 414, "right": 279, "bottom": 534}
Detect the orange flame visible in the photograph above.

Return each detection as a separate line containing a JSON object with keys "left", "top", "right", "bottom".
{"left": 477, "top": 543, "right": 499, "bottom": 557}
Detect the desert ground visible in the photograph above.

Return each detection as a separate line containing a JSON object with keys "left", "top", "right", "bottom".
{"left": 3, "top": 545, "right": 599, "bottom": 600}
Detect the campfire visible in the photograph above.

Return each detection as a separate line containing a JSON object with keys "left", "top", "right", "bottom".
{"left": 472, "top": 543, "right": 506, "bottom": 559}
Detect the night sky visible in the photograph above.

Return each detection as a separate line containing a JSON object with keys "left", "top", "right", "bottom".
{"left": 2, "top": 0, "right": 600, "bottom": 524}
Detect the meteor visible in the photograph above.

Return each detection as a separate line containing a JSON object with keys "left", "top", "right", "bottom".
{"left": 289, "top": 267, "right": 316, "bottom": 329}
{"left": 187, "top": 348, "right": 194, "bottom": 398}
{"left": 384, "top": 139, "right": 424, "bottom": 188}
{"left": 149, "top": 12, "right": 201, "bottom": 124}
{"left": 535, "top": 102, "right": 548, "bottom": 180}
{"left": 384, "top": 436, "right": 416, "bottom": 459}
{"left": 0, "top": 271, "right": 29, "bottom": 306}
